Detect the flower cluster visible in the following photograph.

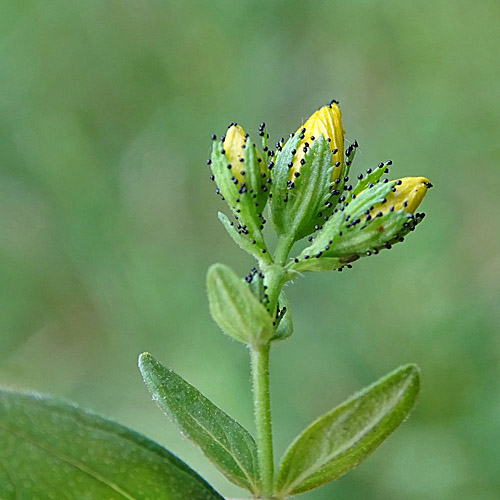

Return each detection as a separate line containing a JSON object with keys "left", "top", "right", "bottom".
{"left": 208, "top": 100, "right": 430, "bottom": 272}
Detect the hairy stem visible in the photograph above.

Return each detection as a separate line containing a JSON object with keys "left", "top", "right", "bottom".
{"left": 250, "top": 235, "right": 294, "bottom": 498}
{"left": 251, "top": 344, "right": 273, "bottom": 498}
{"left": 273, "top": 235, "right": 295, "bottom": 267}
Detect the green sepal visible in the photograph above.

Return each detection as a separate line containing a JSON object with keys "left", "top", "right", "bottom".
{"left": 292, "top": 181, "right": 418, "bottom": 269}
{"left": 320, "top": 141, "right": 358, "bottom": 220}
{"left": 274, "top": 364, "right": 420, "bottom": 497}
{"left": 270, "top": 135, "right": 334, "bottom": 242}
{"left": 0, "top": 389, "right": 224, "bottom": 500}
{"left": 332, "top": 209, "right": 411, "bottom": 256}
{"left": 289, "top": 256, "right": 346, "bottom": 273}
{"left": 210, "top": 137, "right": 268, "bottom": 247}
{"left": 288, "top": 136, "right": 335, "bottom": 240}
{"left": 218, "top": 212, "right": 271, "bottom": 263}
{"left": 268, "top": 134, "right": 301, "bottom": 235}
{"left": 243, "top": 133, "right": 270, "bottom": 212}
{"left": 352, "top": 161, "right": 388, "bottom": 196}
{"left": 272, "top": 291, "right": 293, "bottom": 341}
{"left": 139, "top": 353, "right": 260, "bottom": 494}
{"left": 207, "top": 263, "right": 274, "bottom": 347}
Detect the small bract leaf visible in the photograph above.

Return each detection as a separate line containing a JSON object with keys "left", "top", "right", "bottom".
{"left": 207, "top": 263, "right": 274, "bottom": 346}
{"left": 272, "top": 291, "right": 293, "bottom": 341}
{"left": 218, "top": 212, "right": 270, "bottom": 263}
{"left": 139, "top": 353, "right": 260, "bottom": 494}
{"left": 275, "top": 364, "right": 420, "bottom": 496}
{"left": 0, "top": 389, "right": 224, "bottom": 500}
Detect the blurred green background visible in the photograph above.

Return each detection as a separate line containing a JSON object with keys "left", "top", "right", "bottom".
{"left": 1, "top": 1, "right": 499, "bottom": 498}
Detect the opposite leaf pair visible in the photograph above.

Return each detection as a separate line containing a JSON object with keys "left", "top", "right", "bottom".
{"left": 138, "top": 353, "right": 420, "bottom": 499}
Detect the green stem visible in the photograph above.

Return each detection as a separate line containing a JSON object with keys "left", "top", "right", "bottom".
{"left": 273, "top": 235, "right": 295, "bottom": 267}
{"left": 250, "top": 234, "right": 295, "bottom": 498}
{"left": 251, "top": 344, "right": 274, "bottom": 498}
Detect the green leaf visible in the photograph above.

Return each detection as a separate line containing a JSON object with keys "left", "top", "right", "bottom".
{"left": 139, "top": 353, "right": 260, "bottom": 494}
{"left": 275, "top": 364, "right": 420, "bottom": 497}
{"left": 0, "top": 389, "right": 224, "bottom": 500}
{"left": 207, "top": 263, "right": 274, "bottom": 346}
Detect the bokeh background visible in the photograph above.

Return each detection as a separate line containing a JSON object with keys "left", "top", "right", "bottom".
{"left": 1, "top": 1, "right": 499, "bottom": 499}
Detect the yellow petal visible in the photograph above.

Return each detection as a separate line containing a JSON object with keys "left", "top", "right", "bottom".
{"left": 373, "top": 177, "right": 429, "bottom": 215}
{"left": 223, "top": 124, "right": 263, "bottom": 185}
{"left": 290, "top": 102, "right": 345, "bottom": 182}
{"left": 223, "top": 124, "right": 247, "bottom": 184}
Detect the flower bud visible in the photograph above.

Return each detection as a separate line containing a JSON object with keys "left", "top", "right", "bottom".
{"left": 290, "top": 102, "right": 345, "bottom": 184}
{"left": 269, "top": 101, "right": 348, "bottom": 241}
{"left": 291, "top": 176, "right": 430, "bottom": 272}
{"left": 209, "top": 124, "right": 271, "bottom": 258}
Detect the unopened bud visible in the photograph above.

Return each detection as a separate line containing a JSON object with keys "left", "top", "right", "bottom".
{"left": 209, "top": 124, "right": 271, "bottom": 257}
{"left": 269, "top": 101, "right": 347, "bottom": 241}
{"left": 291, "top": 176, "right": 430, "bottom": 272}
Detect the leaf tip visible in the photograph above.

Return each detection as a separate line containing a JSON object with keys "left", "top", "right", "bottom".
{"left": 399, "top": 363, "right": 421, "bottom": 388}
{"left": 138, "top": 352, "right": 155, "bottom": 376}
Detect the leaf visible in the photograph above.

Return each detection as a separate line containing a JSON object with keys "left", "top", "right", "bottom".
{"left": 207, "top": 263, "right": 274, "bottom": 346}
{"left": 274, "top": 364, "right": 420, "bottom": 496}
{"left": 139, "top": 353, "right": 260, "bottom": 494}
{"left": 0, "top": 389, "right": 224, "bottom": 500}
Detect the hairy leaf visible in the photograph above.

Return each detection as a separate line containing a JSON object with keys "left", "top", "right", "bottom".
{"left": 139, "top": 353, "right": 260, "bottom": 494}
{"left": 275, "top": 364, "right": 420, "bottom": 496}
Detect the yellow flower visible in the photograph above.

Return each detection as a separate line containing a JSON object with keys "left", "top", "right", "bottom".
{"left": 290, "top": 101, "right": 345, "bottom": 182}
{"left": 223, "top": 124, "right": 264, "bottom": 184}
{"left": 371, "top": 177, "right": 430, "bottom": 216}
